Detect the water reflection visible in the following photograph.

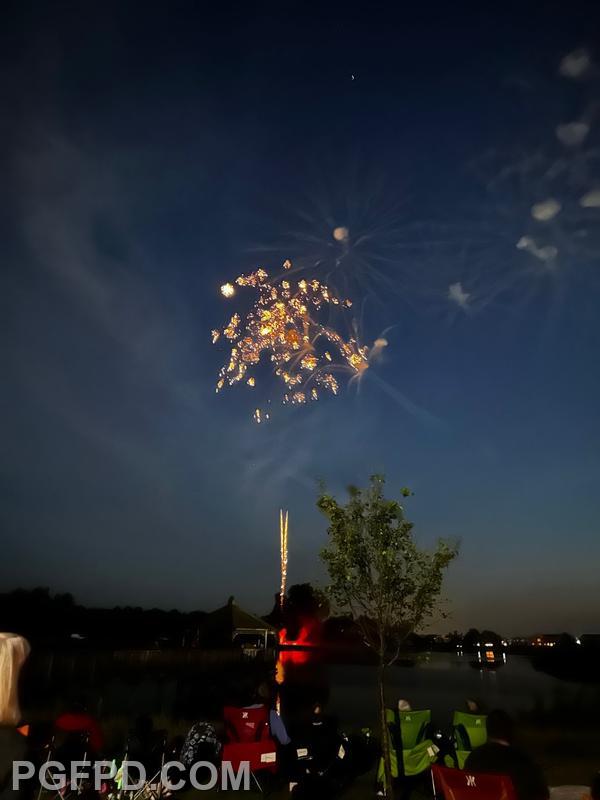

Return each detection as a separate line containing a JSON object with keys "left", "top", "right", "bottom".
{"left": 24, "top": 649, "right": 600, "bottom": 732}
{"left": 470, "top": 642, "right": 508, "bottom": 671}
{"left": 273, "top": 650, "right": 599, "bottom": 733}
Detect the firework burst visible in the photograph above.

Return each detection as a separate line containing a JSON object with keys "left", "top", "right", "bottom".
{"left": 212, "top": 262, "right": 374, "bottom": 419}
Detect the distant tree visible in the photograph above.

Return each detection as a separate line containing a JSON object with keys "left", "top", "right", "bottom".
{"left": 480, "top": 629, "right": 503, "bottom": 647}
{"left": 556, "top": 632, "right": 577, "bottom": 650}
{"left": 462, "top": 628, "right": 481, "bottom": 651}
{"left": 318, "top": 475, "right": 458, "bottom": 799}
{"left": 264, "top": 593, "right": 284, "bottom": 627}
{"left": 446, "top": 629, "right": 463, "bottom": 647}
{"left": 0, "top": 588, "right": 206, "bottom": 649}
{"left": 322, "top": 614, "right": 361, "bottom": 643}
{"left": 285, "top": 583, "right": 329, "bottom": 637}
{"left": 265, "top": 583, "right": 330, "bottom": 641}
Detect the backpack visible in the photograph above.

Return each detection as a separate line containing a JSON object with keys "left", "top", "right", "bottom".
{"left": 180, "top": 722, "right": 221, "bottom": 768}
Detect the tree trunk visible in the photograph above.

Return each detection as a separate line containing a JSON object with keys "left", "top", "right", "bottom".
{"left": 378, "top": 657, "right": 394, "bottom": 799}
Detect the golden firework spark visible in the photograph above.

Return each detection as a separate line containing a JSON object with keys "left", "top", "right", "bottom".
{"left": 212, "top": 264, "right": 370, "bottom": 418}
{"left": 279, "top": 509, "right": 289, "bottom": 610}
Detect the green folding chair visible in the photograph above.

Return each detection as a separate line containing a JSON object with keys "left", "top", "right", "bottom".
{"left": 444, "top": 710, "right": 487, "bottom": 769}
{"left": 378, "top": 708, "right": 438, "bottom": 779}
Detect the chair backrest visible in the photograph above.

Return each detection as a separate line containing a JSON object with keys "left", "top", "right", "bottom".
{"left": 55, "top": 712, "right": 103, "bottom": 752}
{"left": 432, "top": 764, "right": 517, "bottom": 800}
{"left": 398, "top": 710, "right": 431, "bottom": 749}
{"left": 452, "top": 711, "right": 487, "bottom": 750}
{"left": 223, "top": 705, "right": 270, "bottom": 743}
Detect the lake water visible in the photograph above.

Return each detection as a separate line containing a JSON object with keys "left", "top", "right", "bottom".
{"left": 26, "top": 649, "right": 600, "bottom": 731}
{"left": 279, "top": 651, "right": 599, "bottom": 730}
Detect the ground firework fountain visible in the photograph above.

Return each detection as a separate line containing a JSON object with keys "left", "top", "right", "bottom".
{"left": 279, "top": 509, "right": 289, "bottom": 611}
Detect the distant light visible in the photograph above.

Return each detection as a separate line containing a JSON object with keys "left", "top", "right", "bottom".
{"left": 221, "top": 282, "right": 235, "bottom": 298}
{"left": 576, "top": 638, "right": 582, "bottom": 646}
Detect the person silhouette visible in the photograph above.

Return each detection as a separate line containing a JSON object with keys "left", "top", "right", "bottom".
{"left": 0, "top": 633, "right": 31, "bottom": 800}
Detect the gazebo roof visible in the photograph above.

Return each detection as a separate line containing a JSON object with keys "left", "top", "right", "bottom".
{"left": 203, "top": 596, "right": 277, "bottom": 638}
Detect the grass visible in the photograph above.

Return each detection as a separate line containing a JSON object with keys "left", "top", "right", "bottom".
{"left": 30, "top": 713, "right": 599, "bottom": 797}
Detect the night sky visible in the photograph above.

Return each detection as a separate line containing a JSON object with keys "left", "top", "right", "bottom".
{"left": 2, "top": 1, "right": 600, "bottom": 635}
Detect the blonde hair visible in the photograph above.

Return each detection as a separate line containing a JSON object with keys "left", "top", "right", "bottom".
{"left": 0, "top": 633, "right": 30, "bottom": 726}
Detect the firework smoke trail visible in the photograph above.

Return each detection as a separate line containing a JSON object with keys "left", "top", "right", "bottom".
{"left": 252, "top": 206, "right": 452, "bottom": 312}
{"left": 279, "top": 509, "right": 288, "bottom": 610}
{"left": 446, "top": 47, "right": 600, "bottom": 316}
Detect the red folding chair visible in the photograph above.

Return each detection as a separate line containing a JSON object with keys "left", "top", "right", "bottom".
{"left": 55, "top": 712, "right": 104, "bottom": 753}
{"left": 431, "top": 764, "right": 517, "bottom": 800}
{"left": 221, "top": 706, "right": 278, "bottom": 791}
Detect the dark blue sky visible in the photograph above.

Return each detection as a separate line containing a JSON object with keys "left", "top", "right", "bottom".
{"left": 2, "top": 1, "right": 600, "bottom": 634}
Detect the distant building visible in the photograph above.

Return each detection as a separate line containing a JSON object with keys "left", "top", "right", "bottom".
{"left": 529, "top": 634, "right": 564, "bottom": 648}
{"left": 578, "top": 633, "right": 600, "bottom": 648}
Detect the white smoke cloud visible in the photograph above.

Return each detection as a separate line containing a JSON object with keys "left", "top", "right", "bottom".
{"left": 448, "top": 282, "right": 471, "bottom": 309}
{"left": 555, "top": 121, "right": 590, "bottom": 148}
{"left": 516, "top": 236, "right": 558, "bottom": 263}
{"left": 531, "top": 198, "right": 561, "bottom": 222}
{"left": 580, "top": 188, "right": 600, "bottom": 208}
{"left": 559, "top": 49, "right": 592, "bottom": 79}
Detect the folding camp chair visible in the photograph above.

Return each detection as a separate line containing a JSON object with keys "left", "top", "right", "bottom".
{"left": 114, "top": 732, "right": 173, "bottom": 800}
{"left": 431, "top": 763, "right": 517, "bottom": 799}
{"left": 37, "top": 712, "right": 105, "bottom": 800}
{"left": 37, "top": 731, "right": 91, "bottom": 800}
{"left": 221, "top": 705, "right": 278, "bottom": 792}
{"left": 55, "top": 712, "right": 103, "bottom": 753}
{"left": 444, "top": 712, "right": 487, "bottom": 769}
{"left": 377, "top": 708, "right": 439, "bottom": 780}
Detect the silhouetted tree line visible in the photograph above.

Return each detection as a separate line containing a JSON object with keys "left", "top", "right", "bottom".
{"left": 0, "top": 588, "right": 206, "bottom": 648}
{"left": 2, "top": 587, "right": 537, "bottom": 656}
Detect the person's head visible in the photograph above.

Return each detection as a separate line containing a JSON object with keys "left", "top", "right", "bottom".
{"left": 256, "top": 682, "right": 272, "bottom": 704}
{"left": 398, "top": 699, "right": 411, "bottom": 712}
{"left": 0, "top": 633, "right": 31, "bottom": 726}
{"left": 486, "top": 709, "right": 515, "bottom": 745}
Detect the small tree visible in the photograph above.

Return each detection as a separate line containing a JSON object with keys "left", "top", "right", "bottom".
{"left": 318, "top": 475, "right": 458, "bottom": 798}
